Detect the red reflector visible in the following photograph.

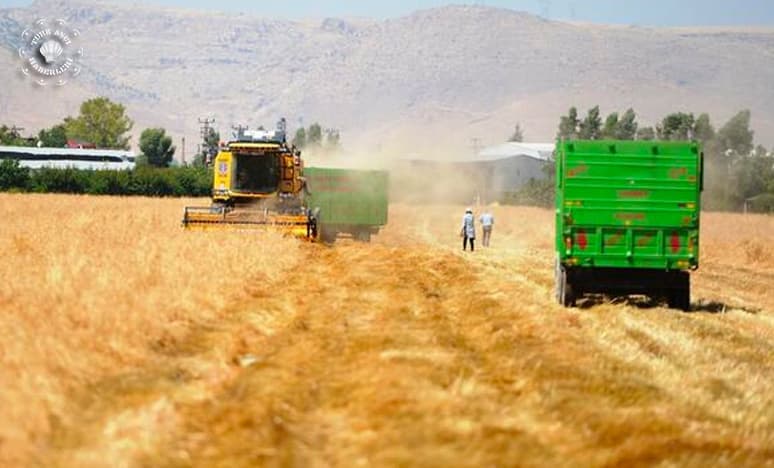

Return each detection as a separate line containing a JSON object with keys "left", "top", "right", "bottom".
{"left": 670, "top": 231, "right": 680, "bottom": 253}
{"left": 578, "top": 230, "right": 588, "bottom": 250}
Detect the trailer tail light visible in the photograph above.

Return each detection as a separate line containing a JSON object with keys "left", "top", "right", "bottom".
{"left": 670, "top": 231, "right": 680, "bottom": 254}
{"left": 577, "top": 230, "right": 588, "bottom": 250}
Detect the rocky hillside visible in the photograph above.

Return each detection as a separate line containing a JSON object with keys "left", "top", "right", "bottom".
{"left": 2, "top": 0, "right": 774, "bottom": 157}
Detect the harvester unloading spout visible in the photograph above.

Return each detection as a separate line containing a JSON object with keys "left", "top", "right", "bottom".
{"left": 182, "top": 119, "right": 317, "bottom": 239}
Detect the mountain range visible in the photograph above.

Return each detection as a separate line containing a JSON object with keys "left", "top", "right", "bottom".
{"left": 1, "top": 0, "right": 774, "bottom": 159}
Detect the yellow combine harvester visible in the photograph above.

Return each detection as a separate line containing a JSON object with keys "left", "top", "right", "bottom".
{"left": 182, "top": 120, "right": 317, "bottom": 239}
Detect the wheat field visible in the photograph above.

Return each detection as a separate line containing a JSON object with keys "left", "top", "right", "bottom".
{"left": 0, "top": 193, "right": 772, "bottom": 467}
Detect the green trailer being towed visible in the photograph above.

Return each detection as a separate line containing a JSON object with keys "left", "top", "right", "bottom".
{"left": 555, "top": 140, "right": 703, "bottom": 310}
{"left": 304, "top": 167, "right": 389, "bottom": 243}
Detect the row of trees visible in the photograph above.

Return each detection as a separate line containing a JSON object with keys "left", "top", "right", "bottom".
{"left": 553, "top": 106, "right": 773, "bottom": 211}
{"left": 16, "top": 97, "right": 136, "bottom": 150}
{"left": 3, "top": 97, "right": 183, "bottom": 168}
{"left": 292, "top": 123, "right": 341, "bottom": 150}
{"left": 0, "top": 159, "right": 211, "bottom": 196}
{"left": 6, "top": 97, "right": 345, "bottom": 168}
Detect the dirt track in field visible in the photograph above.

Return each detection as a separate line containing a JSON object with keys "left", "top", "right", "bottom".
{"left": 1, "top": 196, "right": 772, "bottom": 467}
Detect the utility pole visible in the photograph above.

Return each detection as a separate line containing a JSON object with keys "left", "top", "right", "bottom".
{"left": 470, "top": 137, "right": 483, "bottom": 156}
{"left": 198, "top": 117, "right": 215, "bottom": 165}
{"left": 470, "top": 137, "right": 484, "bottom": 206}
{"left": 231, "top": 124, "right": 249, "bottom": 140}
{"left": 181, "top": 136, "right": 186, "bottom": 165}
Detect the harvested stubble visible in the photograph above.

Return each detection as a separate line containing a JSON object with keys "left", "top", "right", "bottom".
{"left": 0, "top": 194, "right": 772, "bottom": 467}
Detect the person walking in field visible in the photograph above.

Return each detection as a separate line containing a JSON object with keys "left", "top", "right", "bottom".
{"left": 461, "top": 208, "right": 476, "bottom": 252}
{"left": 480, "top": 209, "right": 494, "bottom": 247}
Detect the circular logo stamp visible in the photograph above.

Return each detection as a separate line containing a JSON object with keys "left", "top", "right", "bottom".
{"left": 18, "top": 18, "right": 84, "bottom": 87}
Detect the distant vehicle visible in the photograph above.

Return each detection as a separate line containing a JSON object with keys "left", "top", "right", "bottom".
{"left": 0, "top": 145, "right": 136, "bottom": 170}
{"left": 304, "top": 167, "right": 389, "bottom": 243}
{"left": 182, "top": 120, "right": 389, "bottom": 243}
{"left": 182, "top": 121, "right": 312, "bottom": 236}
{"left": 554, "top": 140, "right": 703, "bottom": 311}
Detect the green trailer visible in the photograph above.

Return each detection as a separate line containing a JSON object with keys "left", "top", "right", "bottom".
{"left": 304, "top": 167, "right": 389, "bottom": 243}
{"left": 555, "top": 140, "right": 703, "bottom": 310}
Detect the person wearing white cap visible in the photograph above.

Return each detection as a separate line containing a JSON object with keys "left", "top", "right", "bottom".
{"left": 461, "top": 207, "right": 476, "bottom": 251}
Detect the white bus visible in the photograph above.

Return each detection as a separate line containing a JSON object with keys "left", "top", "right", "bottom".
{"left": 0, "top": 146, "right": 136, "bottom": 170}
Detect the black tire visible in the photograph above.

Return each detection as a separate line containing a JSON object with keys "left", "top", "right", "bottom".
{"left": 555, "top": 259, "right": 576, "bottom": 307}
{"left": 320, "top": 226, "right": 337, "bottom": 244}
{"left": 666, "top": 273, "right": 691, "bottom": 311}
{"left": 354, "top": 229, "right": 371, "bottom": 243}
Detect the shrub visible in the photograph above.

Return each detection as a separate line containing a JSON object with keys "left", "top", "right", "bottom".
{"left": 0, "top": 164, "right": 213, "bottom": 197}
{"left": 0, "top": 159, "right": 31, "bottom": 191}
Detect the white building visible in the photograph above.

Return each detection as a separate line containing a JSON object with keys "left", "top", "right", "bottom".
{"left": 474, "top": 142, "right": 554, "bottom": 195}
{"left": 396, "top": 142, "right": 554, "bottom": 203}
{"left": 0, "top": 146, "right": 136, "bottom": 170}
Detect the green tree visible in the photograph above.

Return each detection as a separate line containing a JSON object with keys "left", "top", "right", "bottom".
{"left": 557, "top": 107, "right": 579, "bottom": 140}
{"left": 325, "top": 129, "right": 341, "bottom": 149}
{"left": 508, "top": 123, "right": 524, "bottom": 142}
{"left": 636, "top": 126, "right": 656, "bottom": 141}
{"left": 307, "top": 123, "right": 323, "bottom": 147}
{"left": 0, "top": 159, "right": 30, "bottom": 190}
{"left": 0, "top": 125, "right": 31, "bottom": 146}
{"left": 38, "top": 123, "right": 68, "bottom": 147}
{"left": 602, "top": 112, "right": 619, "bottom": 139}
{"left": 293, "top": 127, "right": 307, "bottom": 149}
{"left": 732, "top": 152, "right": 774, "bottom": 201}
{"left": 694, "top": 113, "right": 715, "bottom": 143}
{"left": 139, "top": 128, "right": 175, "bottom": 167}
{"left": 65, "top": 97, "right": 134, "bottom": 149}
{"left": 616, "top": 108, "right": 638, "bottom": 140}
{"left": 716, "top": 110, "right": 754, "bottom": 156}
{"left": 657, "top": 112, "right": 695, "bottom": 141}
{"left": 578, "top": 106, "right": 602, "bottom": 140}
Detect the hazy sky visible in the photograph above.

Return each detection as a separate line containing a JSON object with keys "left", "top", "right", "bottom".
{"left": 3, "top": 0, "right": 774, "bottom": 26}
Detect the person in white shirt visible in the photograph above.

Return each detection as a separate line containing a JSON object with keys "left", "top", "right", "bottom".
{"left": 461, "top": 208, "right": 476, "bottom": 251}
{"left": 480, "top": 210, "right": 494, "bottom": 247}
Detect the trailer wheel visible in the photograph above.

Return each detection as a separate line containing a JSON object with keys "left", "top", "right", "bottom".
{"left": 555, "top": 259, "right": 576, "bottom": 307}
{"left": 667, "top": 273, "right": 691, "bottom": 311}
{"left": 320, "top": 226, "right": 337, "bottom": 244}
{"left": 354, "top": 229, "right": 371, "bottom": 243}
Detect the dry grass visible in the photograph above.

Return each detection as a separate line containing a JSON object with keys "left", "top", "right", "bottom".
{"left": 0, "top": 194, "right": 772, "bottom": 467}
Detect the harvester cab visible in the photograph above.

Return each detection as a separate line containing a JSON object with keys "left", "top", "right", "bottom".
{"left": 182, "top": 120, "right": 317, "bottom": 239}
